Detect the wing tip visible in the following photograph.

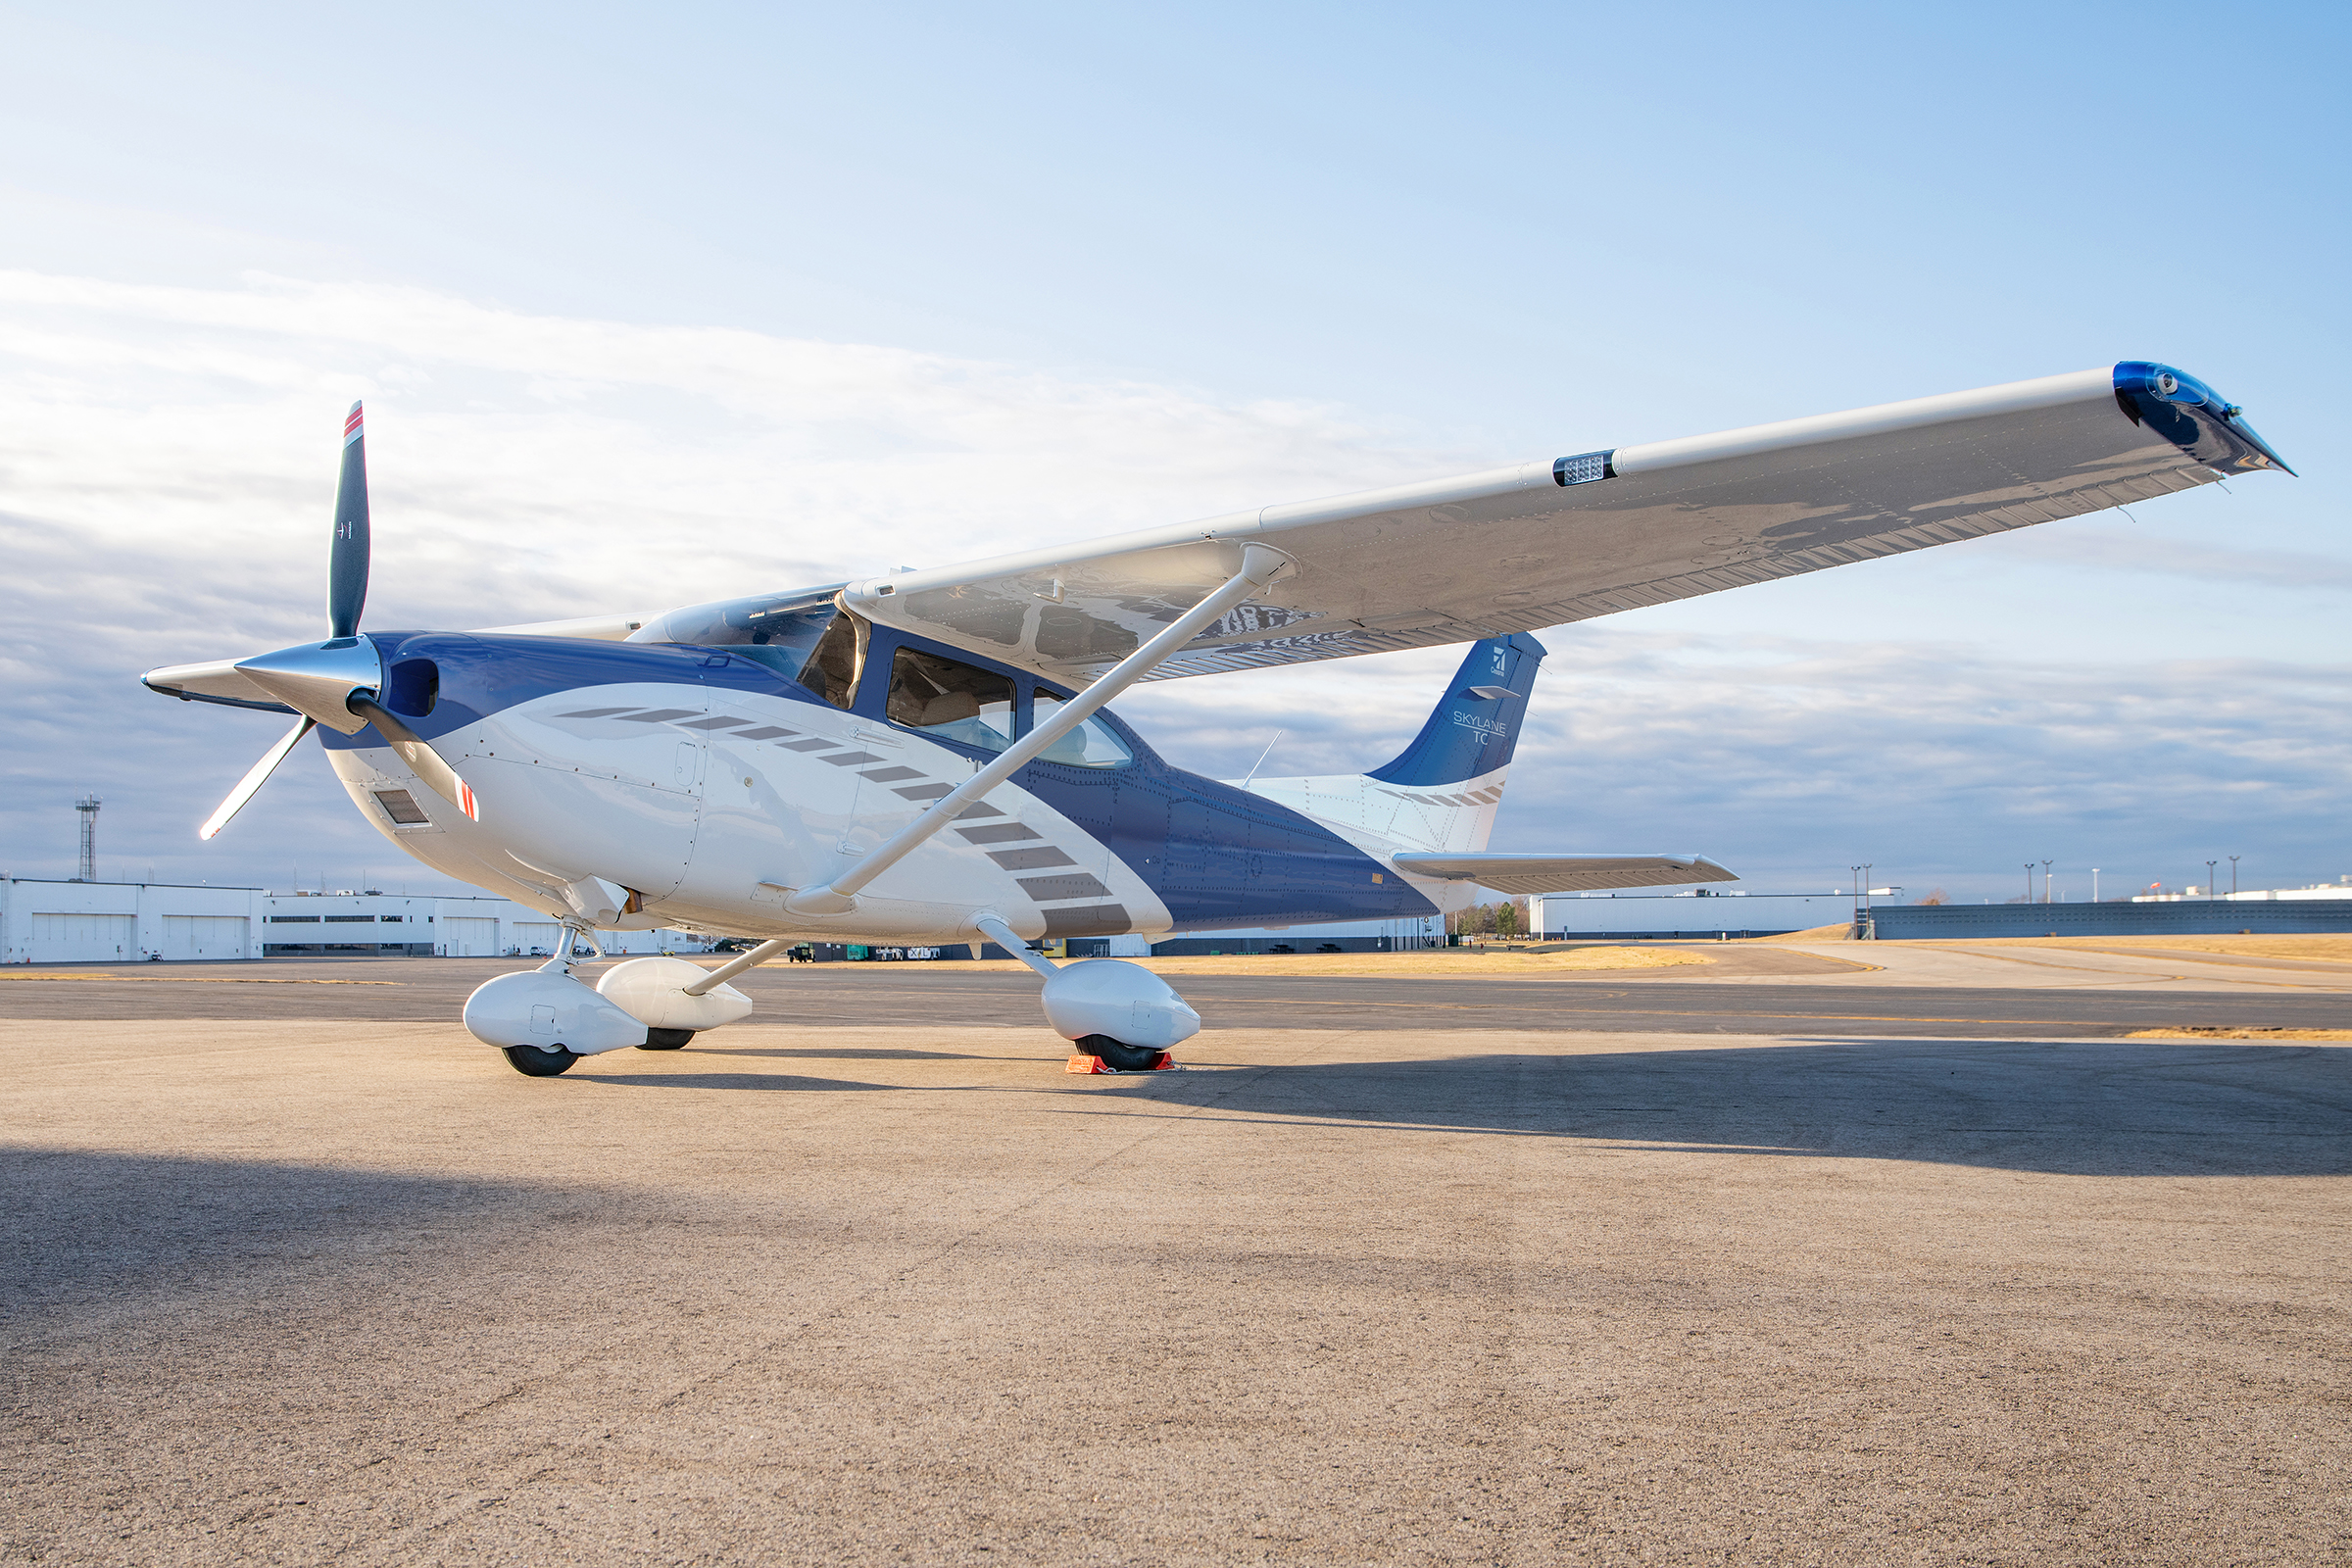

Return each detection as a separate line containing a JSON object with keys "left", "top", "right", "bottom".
{"left": 2112, "top": 362, "right": 2293, "bottom": 476}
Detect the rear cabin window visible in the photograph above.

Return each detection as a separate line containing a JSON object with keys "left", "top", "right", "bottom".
{"left": 1032, "top": 690, "right": 1135, "bottom": 768}
{"left": 888, "top": 649, "right": 1016, "bottom": 753}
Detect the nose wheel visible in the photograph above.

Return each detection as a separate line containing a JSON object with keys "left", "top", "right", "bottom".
{"left": 502, "top": 1044, "right": 579, "bottom": 1076}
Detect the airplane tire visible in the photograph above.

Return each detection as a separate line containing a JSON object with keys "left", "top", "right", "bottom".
{"left": 502, "top": 1044, "right": 579, "bottom": 1076}
{"left": 638, "top": 1028, "right": 695, "bottom": 1051}
{"left": 1077, "top": 1034, "right": 1163, "bottom": 1072}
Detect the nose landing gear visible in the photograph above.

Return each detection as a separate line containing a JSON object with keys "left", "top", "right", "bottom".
{"left": 503, "top": 1043, "right": 580, "bottom": 1076}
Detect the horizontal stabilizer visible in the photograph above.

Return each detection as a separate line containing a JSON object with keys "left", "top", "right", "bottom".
{"left": 1394, "top": 853, "right": 1738, "bottom": 894}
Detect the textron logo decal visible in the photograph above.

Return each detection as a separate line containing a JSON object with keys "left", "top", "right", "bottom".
{"left": 1452, "top": 710, "right": 1507, "bottom": 739}
{"left": 1491, "top": 645, "right": 1507, "bottom": 678}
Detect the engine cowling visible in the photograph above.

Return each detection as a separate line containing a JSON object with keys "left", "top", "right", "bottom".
{"left": 1039, "top": 958, "right": 1200, "bottom": 1049}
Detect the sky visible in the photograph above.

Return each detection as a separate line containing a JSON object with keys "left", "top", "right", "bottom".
{"left": 1, "top": 0, "right": 2345, "bottom": 906}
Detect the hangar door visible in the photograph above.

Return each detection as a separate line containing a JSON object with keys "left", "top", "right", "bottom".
{"left": 512, "top": 921, "right": 565, "bottom": 956}
{"left": 442, "top": 916, "right": 499, "bottom": 956}
{"left": 29, "top": 911, "right": 136, "bottom": 962}
{"left": 162, "top": 915, "right": 249, "bottom": 960}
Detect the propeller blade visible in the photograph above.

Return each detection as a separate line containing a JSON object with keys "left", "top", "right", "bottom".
{"left": 327, "top": 401, "right": 369, "bottom": 639}
{"left": 346, "top": 695, "right": 480, "bottom": 821}
{"left": 199, "top": 715, "right": 318, "bottom": 841}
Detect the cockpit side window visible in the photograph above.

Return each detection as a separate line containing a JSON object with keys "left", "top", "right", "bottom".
{"left": 887, "top": 648, "right": 1016, "bottom": 752}
{"left": 798, "top": 611, "right": 867, "bottom": 710}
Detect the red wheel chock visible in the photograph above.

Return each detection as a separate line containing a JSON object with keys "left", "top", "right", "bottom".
{"left": 1066, "top": 1051, "right": 1175, "bottom": 1074}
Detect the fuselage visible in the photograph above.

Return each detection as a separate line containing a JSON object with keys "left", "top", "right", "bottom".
{"left": 319, "top": 623, "right": 1448, "bottom": 944}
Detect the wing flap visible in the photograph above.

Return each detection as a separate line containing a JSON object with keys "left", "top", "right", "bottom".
{"left": 1395, "top": 854, "right": 1740, "bottom": 895}
{"left": 832, "top": 363, "right": 2275, "bottom": 684}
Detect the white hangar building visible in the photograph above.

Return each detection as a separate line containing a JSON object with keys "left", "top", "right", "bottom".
{"left": 1, "top": 877, "right": 714, "bottom": 964}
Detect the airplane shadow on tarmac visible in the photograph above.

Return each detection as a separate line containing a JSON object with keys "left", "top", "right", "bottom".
{"left": 577, "top": 1069, "right": 904, "bottom": 1091}
{"left": 0, "top": 1148, "right": 665, "bottom": 1327}
{"left": 691, "top": 1045, "right": 1034, "bottom": 1061}
{"left": 1096, "top": 1037, "right": 2352, "bottom": 1179}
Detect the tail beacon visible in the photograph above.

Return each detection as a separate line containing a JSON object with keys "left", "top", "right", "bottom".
{"left": 1234, "top": 634, "right": 1545, "bottom": 856}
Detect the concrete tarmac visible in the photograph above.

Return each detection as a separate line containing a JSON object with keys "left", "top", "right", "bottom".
{"left": 4, "top": 993, "right": 2348, "bottom": 1564}
{"left": 5, "top": 953, "right": 2352, "bottom": 1035}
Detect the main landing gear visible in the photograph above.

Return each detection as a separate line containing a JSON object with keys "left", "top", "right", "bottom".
{"left": 1075, "top": 1035, "right": 1171, "bottom": 1072}
{"left": 971, "top": 914, "right": 1200, "bottom": 1072}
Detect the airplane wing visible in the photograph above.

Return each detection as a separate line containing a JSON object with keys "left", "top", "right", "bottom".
{"left": 826, "top": 362, "right": 2287, "bottom": 684}
{"left": 1393, "top": 854, "right": 1740, "bottom": 894}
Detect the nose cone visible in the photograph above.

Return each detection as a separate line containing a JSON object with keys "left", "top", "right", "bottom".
{"left": 234, "top": 637, "right": 385, "bottom": 734}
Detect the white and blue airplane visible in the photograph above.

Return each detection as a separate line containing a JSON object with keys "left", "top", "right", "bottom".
{"left": 144, "top": 364, "right": 2289, "bottom": 1075}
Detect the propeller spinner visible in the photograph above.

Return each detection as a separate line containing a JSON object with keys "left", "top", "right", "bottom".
{"left": 145, "top": 402, "right": 480, "bottom": 839}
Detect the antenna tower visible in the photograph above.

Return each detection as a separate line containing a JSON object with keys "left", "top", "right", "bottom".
{"left": 74, "top": 796, "right": 101, "bottom": 882}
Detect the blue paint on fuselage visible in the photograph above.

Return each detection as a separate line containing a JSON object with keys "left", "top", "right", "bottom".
{"left": 328, "top": 627, "right": 1440, "bottom": 930}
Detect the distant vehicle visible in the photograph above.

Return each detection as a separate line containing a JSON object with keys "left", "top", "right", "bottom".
{"left": 143, "top": 365, "right": 2290, "bottom": 1075}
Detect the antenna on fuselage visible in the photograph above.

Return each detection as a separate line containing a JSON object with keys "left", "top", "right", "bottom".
{"left": 1240, "top": 731, "right": 1285, "bottom": 791}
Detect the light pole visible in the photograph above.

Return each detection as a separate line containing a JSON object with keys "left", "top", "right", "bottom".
{"left": 2024, "top": 862, "right": 2034, "bottom": 903}
{"left": 2092, "top": 867, "right": 2101, "bottom": 903}
{"left": 2206, "top": 860, "right": 2218, "bottom": 901}
{"left": 2230, "top": 855, "right": 2239, "bottom": 897}
{"left": 2041, "top": 858, "right": 2053, "bottom": 905}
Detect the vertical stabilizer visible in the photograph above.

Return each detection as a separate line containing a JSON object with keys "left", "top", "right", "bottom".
{"left": 1366, "top": 634, "right": 1544, "bottom": 789}
{"left": 1235, "top": 634, "right": 1545, "bottom": 855}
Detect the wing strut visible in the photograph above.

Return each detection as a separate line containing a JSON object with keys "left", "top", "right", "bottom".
{"left": 794, "top": 544, "right": 1287, "bottom": 922}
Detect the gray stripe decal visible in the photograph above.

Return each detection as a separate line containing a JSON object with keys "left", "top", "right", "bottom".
{"left": 1017, "top": 872, "right": 1113, "bottom": 902}
{"left": 621, "top": 708, "right": 699, "bottom": 723}
{"left": 776, "top": 738, "right": 836, "bottom": 752}
{"left": 731, "top": 725, "right": 801, "bottom": 741}
{"left": 957, "top": 823, "right": 1043, "bottom": 845}
{"left": 1041, "top": 904, "right": 1130, "bottom": 937}
{"left": 676, "top": 715, "right": 752, "bottom": 730}
{"left": 822, "top": 752, "right": 884, "bottom": 766}
{"left": 859, "top": 765, "right": 925, "bottom": 782}
{"left": 956, "top": 802, "right": 1005, "bottom": 818}
{"left": 559, "top": 707, "right": 643, "bottom": 719}
{"left": 895, "top": 783, "right": 953, "bottom": 800}
{"left": 987, "top": 847, "right": 1077, "bottom": 871}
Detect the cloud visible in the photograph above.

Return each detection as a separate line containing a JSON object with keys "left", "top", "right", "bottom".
{"left": 0, "top": 269, "right": 1467, "bottom": 643}
{"left": 2006, "top": 525, "right": 2352, "bottom": 594}
{"left": 1117, "top": 629, "right": 2352, "bottom": 901}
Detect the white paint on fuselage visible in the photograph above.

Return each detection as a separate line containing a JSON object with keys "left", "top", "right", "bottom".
{"left": 1237, "top": 764, "right": 1511, "bottom": 919}
{"left": 328, "top": 684, "right": 1173, "bottom": 944}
